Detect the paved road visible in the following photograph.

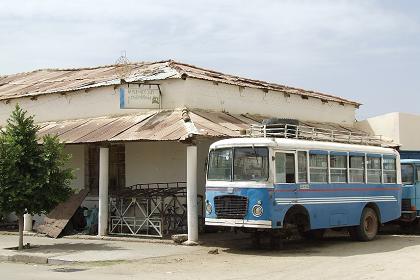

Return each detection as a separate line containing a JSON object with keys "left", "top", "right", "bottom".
{"left": 2, "top": 231, "right": 420, "bottom": 280}
{"left": 0, "top": 234, "right": 198, "bottom": 263}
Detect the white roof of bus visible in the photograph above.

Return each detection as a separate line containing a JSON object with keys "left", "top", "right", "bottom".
{"left": 210, "top": 138, "right": 398, "bottom": 156}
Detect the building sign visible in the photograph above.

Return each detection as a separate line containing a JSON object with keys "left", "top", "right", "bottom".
{"left": 119, "top": 84, "right": 161, "bottom": 109}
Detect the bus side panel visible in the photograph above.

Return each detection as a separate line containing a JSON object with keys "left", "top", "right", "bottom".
{"left": 271, "top": 184, "right": 298, "bottom": 229}
{"left": 274, "top": 183, "right": 401, "bottom": 230}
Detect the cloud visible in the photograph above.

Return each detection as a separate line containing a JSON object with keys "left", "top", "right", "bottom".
{"left": 0, "top": 0, "right": 419, "bottom": 118}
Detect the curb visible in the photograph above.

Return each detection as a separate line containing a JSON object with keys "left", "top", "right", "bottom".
{"left": 0, "top": 254, "right": 48, "bottom": 264}
{"left": 0, "top": 253, "right": 125, "bottom": 265}
{"left": 62, "top": 234, "right": 175, "bottom": 245}
{"left": 0, "top": 231, "right": 175, "bottom": 245}
{"left": 0, "top": 231, "right": 44, "bottom": 237}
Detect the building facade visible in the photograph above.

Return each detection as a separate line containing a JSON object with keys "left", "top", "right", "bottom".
{"left": 0, "top": 60, "right": 361, "bottom": 240}
{"left": 357, "top": 112, "right": 420, "bottom": 159}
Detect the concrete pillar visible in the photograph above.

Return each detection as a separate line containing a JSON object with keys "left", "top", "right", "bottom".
{"left": 98, "top": 147, "right": 109, "bottom": 237}
{"left": 184, "top": 145, "right": 198, "bottom": 245}
{"left": 23, "top": 214, "right": 32, "bottom": 232}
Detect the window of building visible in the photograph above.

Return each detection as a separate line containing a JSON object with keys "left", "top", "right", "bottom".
{"left": 87, "top": 144, "right": 126, "bottom": 195}
{"left": 383, "top": 157, "right": 397, "bottom": 184}
{"left": 349, "top": 155, "right": 365, "bottom": 183}
{"left": 109, "top": 145, "right": 126, "bottom": 192}
{"left": 275, "top": 152, "right": 295, "bottom": 183}
{"left": 367, "top": 156, "right": 382, "bottom": 184}
{"left": 330, "top": 154, "right": 347, "bottom": 183}
{"left": 310, "top": 153, "right": 328, "bottom": 183}
{"left": 87, "top": 145, "right": 99, "bottom": 194}
{"left": 298, "top": 151, "right": 308, "bottom": 183}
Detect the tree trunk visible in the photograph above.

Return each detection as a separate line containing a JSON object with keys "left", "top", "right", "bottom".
{"left": 18, "top": 214, "right": 24, "bottom": 250}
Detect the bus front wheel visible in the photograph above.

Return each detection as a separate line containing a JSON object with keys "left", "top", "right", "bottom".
{"left": 349, "top": 207, "right": 379, "bottom": 242}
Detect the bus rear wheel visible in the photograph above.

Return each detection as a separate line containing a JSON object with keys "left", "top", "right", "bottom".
{"left": 349, "top": 207, "right": 379, "bottom": 242}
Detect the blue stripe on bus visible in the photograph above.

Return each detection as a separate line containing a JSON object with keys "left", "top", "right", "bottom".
{"left": 384, "top": 155, "right": 396, "bottom": 159}
{"left": 367, "top": 153, "right": 382, "bottom": 158}
{"left": 349, "top": 152, "right": 365, "bottom": 156}
{"left": 309, "top": 150, "right": 328, "bottom": 155}
{"left": 330, "top": 151, "right": 347, "bottom": 156}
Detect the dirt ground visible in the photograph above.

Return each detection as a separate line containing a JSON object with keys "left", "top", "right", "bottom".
{"left": 2, "top": 226, "right": 420, "bottom": 280}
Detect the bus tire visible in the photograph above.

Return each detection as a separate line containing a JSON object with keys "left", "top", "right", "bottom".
{"left": 349, "top": 207, "right": 379, "bottom": 242}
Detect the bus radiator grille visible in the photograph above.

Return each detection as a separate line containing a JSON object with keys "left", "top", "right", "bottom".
{"left": 214, "top": 195, "right": 248, "bottom": 219}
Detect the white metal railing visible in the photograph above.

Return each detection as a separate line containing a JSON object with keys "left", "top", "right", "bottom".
{"left": 248, "top": 123, "right": 389, "bottom": 146}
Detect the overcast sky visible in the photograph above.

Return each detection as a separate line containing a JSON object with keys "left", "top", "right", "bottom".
{"left": 1, "top": 0, "right": 419, "bottom": 120}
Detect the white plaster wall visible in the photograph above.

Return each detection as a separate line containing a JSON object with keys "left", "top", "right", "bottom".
{"left": 125, "top": 141, "right": 187, "bottom": 187}
{"left": 0, "top": 78, "right": 357, "bottom": 126}
{"left": 0, "top": 86, "right": 143, "bottom": 125}
{"left": 64, "top": 144, "right": 85, "bottom": 190}
{"left": 124, "top": 140, "right": 214, "bottom": 195}
{"left": 161, "top": 78, "right": 357, "bottom": 124}
{"left": 5, "top": 145, "right": 86, "bottom": 225}
{"left": 398, "top": 113, "right": 420, "bottom": 151}
{"left": 357, "top": 112, "right": 420, "bottom": 151}
{"left": 356, "top": 113, "right": 400, "bottom": 144}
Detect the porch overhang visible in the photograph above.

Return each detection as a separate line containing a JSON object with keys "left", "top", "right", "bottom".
{"left": 35, "top": 108, "right": 258, "bottom": 144}
{"left": 33, "top": 108, "right": 377, "bottom": 145}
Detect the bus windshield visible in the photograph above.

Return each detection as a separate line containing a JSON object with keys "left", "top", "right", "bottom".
{"left": 402, "top": 164, "right": 414, "bottom": 185}
{"left": 234, "top": 147, "right": 269, "bottom": 181}
{"left": 207, "top": 148, "right": 232, "bottom": 181}
{"left": 207, "top": 147, "right": 269, "bottom": 181}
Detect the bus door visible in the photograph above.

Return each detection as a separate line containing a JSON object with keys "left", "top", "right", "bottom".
{"left": 415, "top": 165, "right": 420, "bottom": 215}
{"left": 274, "top": 151, "right": 298, "bottom": 200}
{"left": 401, "top": 163, "right": 417, "bottom": 221}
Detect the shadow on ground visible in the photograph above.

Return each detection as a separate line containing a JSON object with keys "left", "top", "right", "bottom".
{"left": 199, "top": 226, "right": 420, "bottom": 258}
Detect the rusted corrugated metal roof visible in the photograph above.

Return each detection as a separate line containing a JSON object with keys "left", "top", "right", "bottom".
{"left": 112, "top": 110, "right": 188, "bottom": 141}
{"left": 32, "top": 109, "right": 367, "bottom": 144}
{"left": 0, "top": 60, "right": 360, "bottom": 106}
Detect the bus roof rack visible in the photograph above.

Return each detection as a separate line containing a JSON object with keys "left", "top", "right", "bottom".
{"left": 248, "top": 123, "right": 392, "bottom": 147}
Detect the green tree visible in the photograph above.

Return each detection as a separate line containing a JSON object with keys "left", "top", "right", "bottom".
{"left": 0, "top": 105, "right": 73, "bottom": 250}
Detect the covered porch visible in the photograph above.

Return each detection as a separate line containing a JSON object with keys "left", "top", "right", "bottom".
{"left": 34, "top": 108, "right": 370, "bottom": 241}
{"left": 35, "top": 108, "right": 258, "bottom": 242}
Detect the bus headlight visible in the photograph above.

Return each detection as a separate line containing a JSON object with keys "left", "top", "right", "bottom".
{"left": 252, "top": 203, "right": 263, "bottom": 217}
{"left": 206, "top": 202, "right": 212, "bottom": 214}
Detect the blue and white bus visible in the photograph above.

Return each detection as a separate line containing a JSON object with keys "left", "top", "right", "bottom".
{"left": 205, "top": 137, "right": 402, "bottom": 242}
{"left": 400, "top": 159, "right": 420, "bottom": 225}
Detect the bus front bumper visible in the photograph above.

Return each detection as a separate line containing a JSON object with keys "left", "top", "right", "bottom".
{"left": 205, "top": 218, "right": 272, "bottom": 229}
{"left": 400, "top": 211, "right": 417, "bottom": 223}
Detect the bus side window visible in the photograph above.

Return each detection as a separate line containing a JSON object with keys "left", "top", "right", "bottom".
{"left": 309, "top": 153, "right": 328, "bottom": 183}
{"left": 275, "top": 153, "right": 295, "bottom": 184}
{"left": 367, "top": 156, "right": 382, "bottom": 184}
{"left": 330, "top": 154, "right": 347, "bottom": 183}
{"left": 349, "top": 155, "right": 365, "bottom": 183}
{"left": 417, "top": 167, "right": 420, "bottom": 183}
{"left": 383, "top": 157, "right": 397, "bottom": 184}
{"left": 401, "top": 164, "right": 414, "bottom": 185}
{"left": 298, "top": 151, "right": 308, "bottom": 183}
